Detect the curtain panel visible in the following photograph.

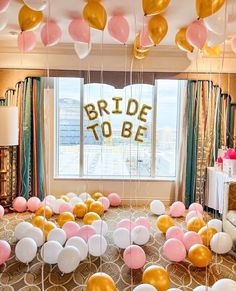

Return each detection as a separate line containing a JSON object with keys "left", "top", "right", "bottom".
{"left": 185, "top": 80, "right": 232, "bottom": 207}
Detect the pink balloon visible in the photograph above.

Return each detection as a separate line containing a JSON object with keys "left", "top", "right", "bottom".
{"left": 231, "top": 36, "right": 236, "bottom": 54}
{"left": 108, "top": 15, "right": 129, "bottom": 44}
{"left": 62, "top": 221, "right": 80, "bottom": 240}
{"left": 98, "top": 197, "right": 110, "bottom": 211}
{"left": 0, "top": 0, "right": 10, "bottom": 13}
{"left": 17, "top": 31, "right": 36, "bottom": 53}
{"left": 163, "top": 238, "right": 186, "bottom": 262}
{"left": 68, "top": 17, "right": 90, "bottom": 43}
{"left": 140, "top": 25, "right": 153, "bottom": 47}
{"left": 166, "top": 226, "right": 184, "bottom": 242}
{"left": 27, "top": 197, "right": 41, "bottom": 212}
{"left": 185, "top": 210, "right": 203, "bottom": 223}
{"left": 59, "top": 202, "right": 73, "bottom": 214}
{"left": 0, "top": 240, "right": 11, "bottom": 265}
{"left": 186, "top": 20, "right": 208, "bottom": 49}
{"left": 0, "top": 205, "right": 4, "bottom": 218}
{"left": 123, "top": 245, "right": 146, "bottom": 269}
{"left": 170, "top": 201, "right": 186, "bottom": 217}
{"left": 41, "top": 21, "right": 62, "bottom": 47}
{"left": 13, "top": 197, "right": 27, "bottom": 212}
{"left": 117, "top": 219, "right": 136, "bottom": 231}
{"left": 188, "top": 202, "right": 204, "bottom": 214}
{"left": 77, "top": 225, "right": 96, "bottom": 242}
{"left": 108, "top": 193, "right": 121, "bottom": 207}
{"left": 183, "top": 231, "right": 203, "bottom": 251}
{"left": 135, "top": 217, "right": 151, "bottom": 231}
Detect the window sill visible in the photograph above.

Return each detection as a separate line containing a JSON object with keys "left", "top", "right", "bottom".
{"left": 53, "top": 176, "right": 176, "bottom": 182}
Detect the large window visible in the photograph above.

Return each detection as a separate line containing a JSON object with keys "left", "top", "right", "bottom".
{"left": 55, "top": 77, "right": 181, "bottom": 179}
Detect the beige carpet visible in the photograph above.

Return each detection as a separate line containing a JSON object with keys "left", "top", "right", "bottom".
{"left": 0, "top": 206, "right": 236, "bottom": 291}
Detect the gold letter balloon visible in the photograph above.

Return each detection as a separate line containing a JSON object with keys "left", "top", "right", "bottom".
{"left": 83, "top": 1, "right": 107, "bottom": 31}
{"left": 196, "top": 0, "right": 225, "bottom": 19}
{"left": 142, "top": 0, "right": 171, "bottom": 16}
{"left": 18, "top": 5, "right": 43, "bottom": 31}
{"left": 148, "top": 15, "right": 168, "bottom": 45}
{"left": 87, "top": 272, "right": 116, "bottom": 291}
{"left": 175, "top": 27, "right": 194, "bottom": 53}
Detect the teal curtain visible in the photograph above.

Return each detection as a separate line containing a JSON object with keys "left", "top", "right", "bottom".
{"left": 185, "top": 80, "right": 231, "bottom": 207}
{"left": 18, "top": 77, "right": 44, "bottom": 200}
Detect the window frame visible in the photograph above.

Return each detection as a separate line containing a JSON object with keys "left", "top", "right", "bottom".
{"left": 54, "top": 78, "right": 181, "bottom": 181}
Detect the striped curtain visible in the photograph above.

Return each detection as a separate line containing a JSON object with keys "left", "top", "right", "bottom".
{"left": 185, "top": 80, "right": 231, "bottom": 207}
{"left": 18, "top": 77, "right": 44, "bottom": 200}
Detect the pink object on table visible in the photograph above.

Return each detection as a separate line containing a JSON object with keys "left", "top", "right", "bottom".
{"left": 183, "top": 231, "right": 203, "bottom": 251}
{"left": 0, "top": 240, "right": 11, "bottom": 265}
{"left": 62, "top": 221, "right": 80, "bottom": 240}
{"left": 163, "top": 238, "right": 186, "bottom": 262}
{"left": 135, "top": 217, "right": 151, "bottom": 231}
{"left": 217, "top": 157, "right": 223, "bottom": 164}
{"left": 77, "top": 225, "right": 96, "bottom": 242}
{"left": 13, "top": 197, "right": 27, "bottom": 212}
{"left": 123, "top": 245, "right": 146, "bottom": 269}
{"left": 27, "top": 197, "right": 41, "bottom": 212}
{"left": 108, "top": 193, "right": 121, "bottom": 207}
{"left": 170, "top": 201, "right": 186, "bottom": 217}
{"left": 166, "top": 226, "right": 184, "bottom": 242}
{"left": 117, "top": 219, "right": 136, "bottom": 231}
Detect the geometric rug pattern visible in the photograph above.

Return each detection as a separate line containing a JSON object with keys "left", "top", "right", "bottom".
{"left": 0, "top": 206, "right": 236, "bottom": 290}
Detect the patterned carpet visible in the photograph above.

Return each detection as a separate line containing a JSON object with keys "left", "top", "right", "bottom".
{"left": 0, "top": 205, "right": 236, "bottom": 291}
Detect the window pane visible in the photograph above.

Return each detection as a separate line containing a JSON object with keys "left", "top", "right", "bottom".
{"left": 56, "top": 77, "right": 81, "bottom": 177}
{"left": 83, "top": 83, "right": 154, "bottom": 177}
{"left": 156, "top": 80, "right": 179, "bottom": 177}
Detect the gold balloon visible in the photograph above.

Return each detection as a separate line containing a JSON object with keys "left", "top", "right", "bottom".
{"left": 188, "top": 244, "right": 212, "bottom": 267}
{"left": 18, "top": 5, "right": 43, "bottom": 31}
{"left": 32, "top": 215, "right": 47, "bottom": 229}
{"left": 73, "top": 202, "right": 88, "bottom": 218}
{"left": 175, "top": 27, "right": 194, "bottom": 53}
{"left": 196, "top": 0, "right": 225, "bottom": 18}
{"left": 187, "top": 217, "right": 206, "bottom": 233}
{"left": 85, "top": 198, "right": 95, "bottom": 208}
{"left": 133, "top": 47, "right": 149, "bottom": 60}
{"left": 57, "top": 211, "right": 75, "bottom": 227}
{"left": 142, "top": 0, "right": 171, "bottom": 16}
{"left": 134, "top": 33, "right": 150, "bottom": 53}
{"left": 83, "top": 212, "right": 101, "bottom": 225}
{"left": 83, "top": 1, "right": 107, "bottom": 31}
{"left": 43, "top": 221, "right": 57, "bottom": 238}
{"left": 142, "top": 265, "right": 170, "bottom": 291}
{"left": 148, "top": 15, "right": 168, "bottom": 45}
{"left": 203, "top": 44, "right": 221, "bottom": 57}
{"left": 92, "top": 192, "right": 103, "bottom": 201}
{"left": 60, "top": 195, "right": 70, "bottom": 202}
{"left": 89, "top": 201, "right": 104, "bottom": 216}
{"left": 156, "top": 215, "right": 174, "bottom": 233}
{"left": 35, "top": 206, "right": 53, "bottom": 219}
{"left": 198, "top": 226, "right": 217, "bottom": 246}
{"left": 87, "top": 272, "right": 116, "bottom": 291}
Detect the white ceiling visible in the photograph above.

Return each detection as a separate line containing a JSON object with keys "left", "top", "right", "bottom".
{"left": 0, "top": 0, "right": 200, "bottom": 47}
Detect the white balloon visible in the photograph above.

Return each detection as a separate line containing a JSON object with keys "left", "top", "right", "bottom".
{"left": 133, "top": 284, "right": 157, "bottom": 291}
{"left": 207, "top": 219, "right": 222, "bottom": 232}
{"left": 113, "top": 227, "right": 133, "bottom": 249}
{"left": 15, "top": 238, "right": 37, "bottom": 263}
{"left": 66, "top": 192, "right": 77, "bottom": 199}
{"left": 74, "top": 42, "right": 92, "bottom": 60}
{"left": 40, "top": 241, "right": 62, "bottom": 264}
{"left": 207, "top": 31, "right": 226, "bottom": 47}
{"left": 131, "top": 226, "right": 150, "bottom": 245}
{"left": 14, "top": 222, "right": 33, "bottom": 240}
{"left": 193, "top": 286, "right": 213, "bottom": 291}
{"left": 212, "top": 279, "right": 236, "bottom": 291}
{"left": 47, "top": 228, "right": 66, "bottom": 246}
{"left": 204, "top": 5, "right": 227, "bottom": 35}
{"left": 150, "top": 200, "right": 165, "bottom": 215}
{"left": 92, "top": 220, "right": 108, "bottom": 236}
{"left": 88, "top": 234, "right": 107, "bottom": 257}
{"left": 210, "top": 232, "right": 233, "bottom": 254}
{"left": 0, "top": 13, "right": 7, "bottom": 31}
{"left": 23, "top": 0, "right": 48, "bottom": 11}
{"left": 79, "top": 192, "right": 91, "bottom": 201}
{"left": 53, "top": 198, "right": 65, "bottom": 214}
{"left": 57, "top": 246, "right": 80, "bottom": 274}
{"left": 25, "top": 227, "right": 44, "bottom": 247}
{"left": 69, "top": 196, "right": 83, "bottom": 207}
{"left": 66, "top": 237, "right": 88, "bottom": 261}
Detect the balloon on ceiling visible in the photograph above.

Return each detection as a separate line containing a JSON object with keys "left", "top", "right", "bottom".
{"left": 23, "top": 0, "right": 47, "bottom": 11}
{"left": 18, "top": 4, "right": 43, "bottom": 31}
{"left": 142, "top": 0, "right": 171, "bottom": 16}
{"left": 83, "top": 0, "right": 107, "bottom": 31}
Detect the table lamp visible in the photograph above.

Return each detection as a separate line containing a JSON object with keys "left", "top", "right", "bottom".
{"left": 0, "top": 107, "right": 18, "bottom": 208}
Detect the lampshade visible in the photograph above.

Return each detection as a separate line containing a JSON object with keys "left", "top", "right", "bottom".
{"left": 0, "top": 107, "right": 19, "bottom": 146}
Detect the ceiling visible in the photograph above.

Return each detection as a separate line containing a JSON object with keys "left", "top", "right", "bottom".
{"left": 0, "top": 0, "right": 235, "bottom": 49}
